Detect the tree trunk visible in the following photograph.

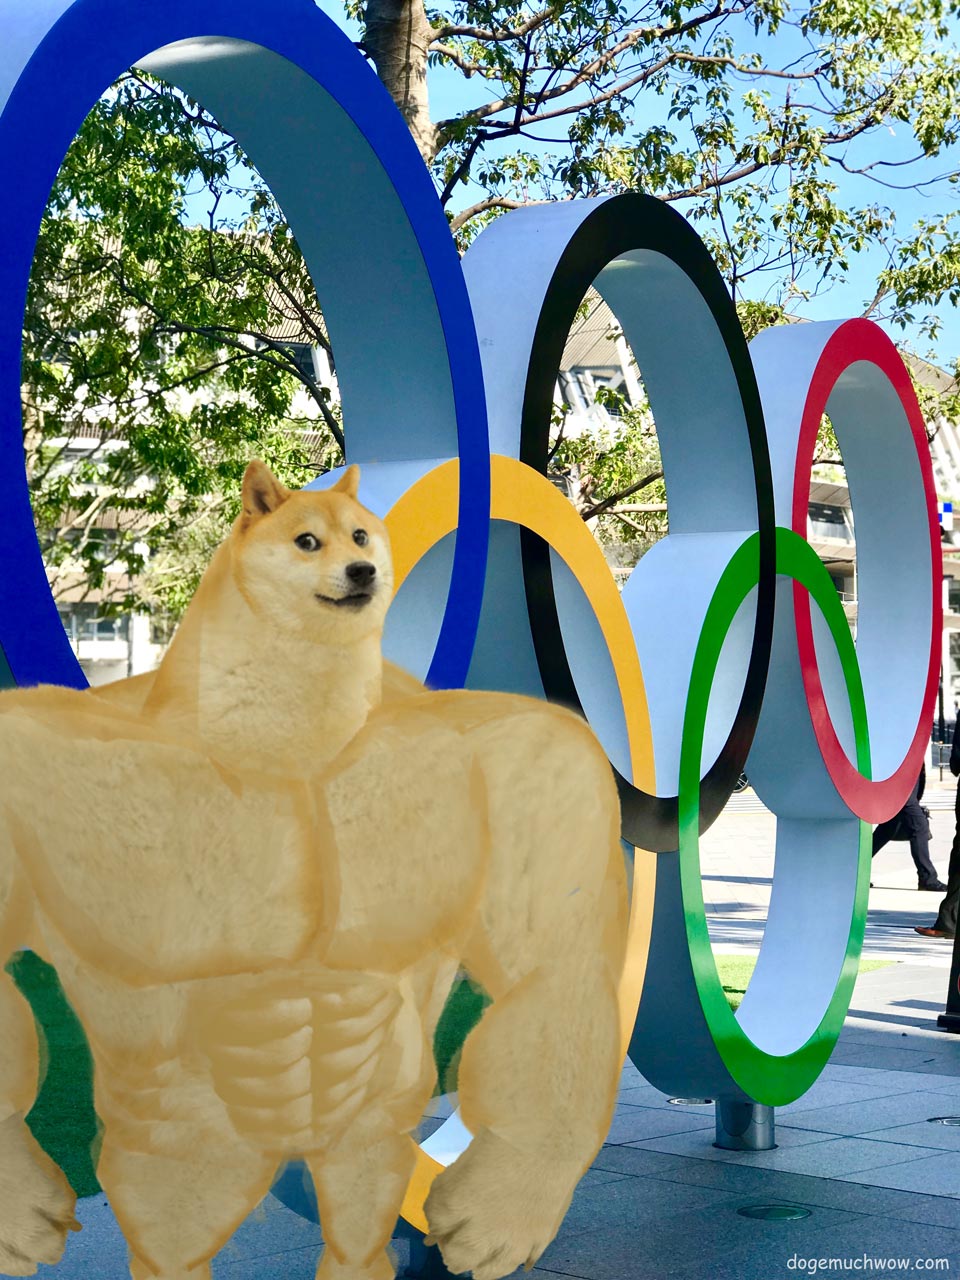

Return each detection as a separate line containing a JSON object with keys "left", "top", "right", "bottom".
{"left": 363, "top": 0, "right": 437, "bottom": 164}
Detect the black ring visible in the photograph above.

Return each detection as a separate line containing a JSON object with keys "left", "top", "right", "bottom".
{"left": 517, "top": 193, "right": 775, "bottom": 850}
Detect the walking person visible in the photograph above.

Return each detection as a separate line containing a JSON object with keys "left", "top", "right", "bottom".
{"left": 916, "top": 737, "right": 960, "bottom": 939}
{"left": 872, "top": 762, "right": 946, "bottom": 891}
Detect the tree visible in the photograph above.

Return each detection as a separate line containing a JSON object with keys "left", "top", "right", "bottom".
{"left": 24, "top": 73, "right": 343, "bottom": 623}
{"left": 28, "top": 1, "right": 960, "bottom": 622}
{"left": 356, "top": 0, "right": 960, "bottom": 520}
{"left": 360, "top": 0, "right": 960, "bottom": 284}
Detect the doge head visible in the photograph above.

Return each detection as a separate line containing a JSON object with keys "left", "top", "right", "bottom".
{"left": 232, "top": 460, "right": 394, "bottom": 642}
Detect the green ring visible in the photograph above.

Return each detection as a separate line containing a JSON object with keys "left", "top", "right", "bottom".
{"left": 679, "top": 527, "right": 871, "bottom": 1103}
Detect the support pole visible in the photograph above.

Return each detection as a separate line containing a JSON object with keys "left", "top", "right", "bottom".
{"left": 936, "top": 928, "right": 960, "bottom": 1034}
{"left": 715, "top": 1100, "right": 776, "bottom": 1150}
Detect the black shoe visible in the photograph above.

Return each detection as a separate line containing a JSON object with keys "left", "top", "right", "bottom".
{"left": 919, "top": 880, "right": 947, "bottom": 891}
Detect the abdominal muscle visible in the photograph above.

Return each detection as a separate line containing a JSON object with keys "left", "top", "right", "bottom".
{"left": 41, "top": 929, "right": 457, "bottom": 1160}
{"left": 185, "top": 964, "right": 435, "bottom": 1154}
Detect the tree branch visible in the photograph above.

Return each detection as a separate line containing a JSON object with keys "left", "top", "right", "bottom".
{"left": 440, "top": 129, "right": 489, "bottom": 205}
{"left": 434, "top": 3, "right": 732, "bottom": 136}
{"left": 662, "top": 109, "right": 889, "bottom": 202}
{"left": 430, "top": 43, "right": 490, "bottom": 75}
{"left": 580, "top": 469, "right": 664, "bottom": 521}
{"left": 433, "top": 8, "right": 553, "bottom": 43}
{"left": 448, "top": 195, "right": 542, "bottom": 231}
{"left": 607, "top": 509, "right": 646, "bottom": 533}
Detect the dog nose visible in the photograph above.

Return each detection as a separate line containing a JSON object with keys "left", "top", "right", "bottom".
{"left": 346, "top": 561, "right": 376, "bottom": 587}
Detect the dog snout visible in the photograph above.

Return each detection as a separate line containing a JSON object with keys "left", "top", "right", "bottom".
{"left": 345, "top": 561, "right": 376, "bottom": 588}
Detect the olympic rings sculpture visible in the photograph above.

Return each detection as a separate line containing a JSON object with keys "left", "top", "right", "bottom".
{"left": 0, "top": 0, "right": 941, "bottom": 1234}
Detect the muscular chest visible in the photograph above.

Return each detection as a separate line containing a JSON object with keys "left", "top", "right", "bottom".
{"left": 4, "top": 720, "right": 322, "bottom": 985}
{"left": 7, "top": 697, "right": 489, "bottom": 986}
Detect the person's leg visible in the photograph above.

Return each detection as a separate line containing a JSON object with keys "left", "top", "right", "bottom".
{"left": 896, "top": 800, "right": 941, "bottom": 887}
{"left": 871, "top": 822, "right": 893, "bottom": 857}
{"left": 909, "top": 831, "right": 941, "bottom": 887}
{"left": 933, "top": 818, "right": 960, "bottom": 935}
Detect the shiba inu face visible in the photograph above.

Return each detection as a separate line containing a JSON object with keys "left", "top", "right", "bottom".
{"left": 233, "top": 461, "right": 394, "bottom": 641}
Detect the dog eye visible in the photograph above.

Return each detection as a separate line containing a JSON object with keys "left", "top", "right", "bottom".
{"left": 295, "top": 532, "right": 321, "bottom": 552}
{"left": 353, "top": 529, "right": 368, "bottom": 547}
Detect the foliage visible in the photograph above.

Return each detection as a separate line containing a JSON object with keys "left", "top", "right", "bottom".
{"left": 24, "top": 73, "right": 343, "bottom": 622}
{"left": 551, "top": 388, "right": 666, "bottom": 557}
{"left": 28, "top": 1, "right": 960, "bottom": 613}
{"left": 355, "top": 0, "right": 960, "bottom": 518}
{"left": 358, "top": 0, "right": 960, "bottom": 301}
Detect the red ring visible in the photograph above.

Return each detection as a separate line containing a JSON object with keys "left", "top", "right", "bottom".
{"left": 791, "top": 319, "right": 941, "bottom": 823}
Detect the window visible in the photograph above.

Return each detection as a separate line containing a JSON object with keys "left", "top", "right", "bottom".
{"left": 284, "top": 342, "right": 318, "bottom": 384}
{"left": 808, "top": 501, "right": 852, "bottom": 542}
{"left": 58, "top": 603, "right": 129, "bottom": 643}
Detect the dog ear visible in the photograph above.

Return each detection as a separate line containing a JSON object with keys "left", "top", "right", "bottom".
{"left": 242, "top": 460, "right": 289, "bottom": 518}
{"left": 332, "top": 465, "right": 361, "bottom": 500}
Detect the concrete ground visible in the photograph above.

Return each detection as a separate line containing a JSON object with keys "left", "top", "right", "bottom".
{"left": 29, "top": 783, "right": 960, "bottom": 1280}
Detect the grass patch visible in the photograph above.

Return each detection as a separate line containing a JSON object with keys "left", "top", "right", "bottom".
{"left": 716, "top": 954, "right": 894, "bottom": 1011}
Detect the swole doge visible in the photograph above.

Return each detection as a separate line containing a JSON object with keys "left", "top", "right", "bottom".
{"left": 0, "top": 462, "right": 627, "bottom": 1280}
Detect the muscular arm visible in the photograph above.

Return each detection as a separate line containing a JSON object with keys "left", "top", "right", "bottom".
{"left": 0, "top": 824, "right": 78, "bottom": 1274}
{"left": 0, "top": 846, "right": 36, "bottom": 1124}
{"left": 424, "top": 709, "right": 628, "bottom": 1280}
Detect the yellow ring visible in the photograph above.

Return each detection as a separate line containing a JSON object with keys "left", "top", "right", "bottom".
{"left": 385, "top": 454, "right": 657, "bottom": 1229}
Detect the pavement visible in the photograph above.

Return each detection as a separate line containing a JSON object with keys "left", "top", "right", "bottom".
{"left": 26, "top": 780, "right": 960, "bottom": 1280}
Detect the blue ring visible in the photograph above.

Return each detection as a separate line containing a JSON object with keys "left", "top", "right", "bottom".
{"left": 0, "top": 0, "right": 489, "bottom": 689}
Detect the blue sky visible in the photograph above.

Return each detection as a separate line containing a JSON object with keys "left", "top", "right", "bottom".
{"left": 183, "top": 1, "right": 960, "bottom": 369}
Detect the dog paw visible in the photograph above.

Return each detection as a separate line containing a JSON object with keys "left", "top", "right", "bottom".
{"left": 424, "top": 1128, "right": 579, "bottom": 1279}
{"left": 0, "top": 1113, "right": 79, "bottom": 1275}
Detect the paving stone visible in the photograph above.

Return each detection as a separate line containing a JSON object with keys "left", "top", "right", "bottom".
{"left": 835, "top": 1150, "right": 960, "bottom": 1196}
{"left": 34, "top": 1196, "right": 128, "bottom": 1280}
{"left": 605, "top": 1106, "right": 714, "bottom": 1144}
{"left": 605, "top": 1147, "right": 960, "bottom": 1228}
{"left": 214, "top": 1247, "right": 322, "bottom": 1280}
{"left": 218, "top": 1195, "right": 323, "bottom": 1260}
{"left": 682, "top": 1136, "right": 938, "bottom": 1178}
{"left": 590, "top": 1143, "right": 702, "bottom": 1180}
{"left": 750, "top": 1212, "right": 960, "bottom": 1276}
{"left": 779, "top": 1177, "right": 960, "bottom": 1226}
{"left": 627, "top": 1122, "right": 835, "bottom": 1164}
{"left": 777, "top": 1077, "right": 908, "bottom": 1114}
{"left": 576, "top": 1168, "right": 631, "bottom": 1190}
{"left": 536, "top": 1194, "right": 866, "bottom": 1280}
{"left": 828, "top": 1043, "right": 948, "bottom": 1070}
{"left": 558, "top": 1172, "right": 745, "bottom": 1239}
{"left": 616, "top": 1083, "right": 715, "bottom": 1114}
{"left": 820, "top": 1068, "right": 960, "bottom": 1093}
{"left": 664, "top": 1206, "right": 960, "bottom": 1280}
{"left": 865, "top": 1118, "right": 960, "bottom": 1150}
{"left": 779, "top": 1090, "right": 960, "bottom": 1135}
